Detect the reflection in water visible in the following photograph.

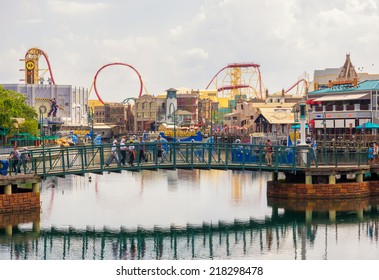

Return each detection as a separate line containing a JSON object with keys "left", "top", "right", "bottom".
{"left": 1, "top": 209, "right": 379, "bottom": 260}
{"left": 1, "top": 170, "right": 379, "bottom": 260}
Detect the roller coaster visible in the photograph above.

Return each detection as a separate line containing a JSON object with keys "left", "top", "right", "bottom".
{"left": 205, "top": 63, "right": 264, "bottom": 99}
{"left": 21, "top": 48, "right": 56, "bottom": 85}
{"left": 88, "top": 62, "right": 148, "bottom": 105}
{"left": 20, "top": 48, "right": 308, "bottom": 103}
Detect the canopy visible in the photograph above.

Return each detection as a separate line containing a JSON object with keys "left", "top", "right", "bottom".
{"left": 291, "top": 123, "right": 308, "bottom": 130}
{"left": 356, "top": 122, "right": 379, "bottom": 129}
{"left": 313, "top": 93, "right": 369, "bottom": 102}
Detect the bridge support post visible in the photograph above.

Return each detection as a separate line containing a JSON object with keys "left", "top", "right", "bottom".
{"left": 305, "top": 175, "right": 312, "bottom": 184}
{"left": 32, "top": 182, "right": 40, "bottom": 193}
{"left": 328, "top": 175, "right": 336, "bottom": 184}
{"left": 272, "top": 172, "right": 278, "bottom": 181}
{"left": 356, "top": 173, "right": 363, "bottom": 182}
{"left": 329, "top": 210, "right": 336, "bottom": 222}
{"left": 5, "top": 225, "right": 12, "bottom": 236}
{"left": 33, "top": 221, "right": 40, "bottom": 233}
{"left": 305, "top": 209, "right": 312, "bottom": 223}
{"left": 357, "top": 209, "right": 364, "bottom": 220}
{"left": 4, "top": 184, "right": 12, "bottom": 194}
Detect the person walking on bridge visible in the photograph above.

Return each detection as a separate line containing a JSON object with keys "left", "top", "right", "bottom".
{"left": 8, "top": 145, "right": 21, "bottom": 174}
{"left": 106, "top": 139, "right": 119, "bottom": 166}
{"left": 120, "top": 138, "right": 127, "bottom": 165}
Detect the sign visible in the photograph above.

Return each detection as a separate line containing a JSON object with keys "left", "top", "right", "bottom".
{"left": 25, "top": 60, "right": 35, "bottom": 70}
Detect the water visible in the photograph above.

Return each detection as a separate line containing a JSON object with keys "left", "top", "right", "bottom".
{"left": 1, "top": 169, "right": 379, "bottom": 260}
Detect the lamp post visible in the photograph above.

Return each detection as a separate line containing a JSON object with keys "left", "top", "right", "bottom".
{"left": 322, "top": 111, "right": 326, "bottom": 151}
{"left": 88, "top": 106, "right": 94, "bottom": 147}
{"left": 39, "top": 106, "right": 47, "bottom": 176}
{"left": 299, "top": 99, "right": 307, "bottom": 146}
{"left": 293, "top": 106, "right": 299, "bottom": 147}
{"left": 168, "top": 103, "right": 176, "bottom": 166}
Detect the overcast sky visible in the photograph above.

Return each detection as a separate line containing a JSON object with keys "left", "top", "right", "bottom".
{"left": 1, "top": 0, "right": 379, "bottom": 102}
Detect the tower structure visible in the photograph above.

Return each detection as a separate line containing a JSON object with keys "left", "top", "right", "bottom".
{"left": 337, "top": 53, "right": 358, "bottom": 82}
{"left": 21, "top": 48, "right": 55, "bottom": 85}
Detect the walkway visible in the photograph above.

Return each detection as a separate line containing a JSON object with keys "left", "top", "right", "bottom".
{"left": 2, "top": 142, "right": 369, "bottom": 178}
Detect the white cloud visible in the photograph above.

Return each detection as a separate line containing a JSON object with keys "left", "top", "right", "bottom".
{"left": 181, "top": 48, "right": 209, "bottom": 59}
{"left": 2, "top": 0, "right": 379, "bottom": 101}
{"left": 48, "top": 1, "right": 109, "bottom": 15}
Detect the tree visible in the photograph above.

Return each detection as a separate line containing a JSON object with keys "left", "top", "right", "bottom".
{"left": 0, "top": 85, "right": 38, "bottom": 137}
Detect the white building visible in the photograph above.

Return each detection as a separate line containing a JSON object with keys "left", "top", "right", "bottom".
{"left": 2, "top": 83, "right": 89, "bottom": 127}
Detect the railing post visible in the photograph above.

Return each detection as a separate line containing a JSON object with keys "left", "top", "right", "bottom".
{"left": 190, "top": 143, "right": 194, "bottom": 167}
{"left": 208, "top": 142, "right": 212, "bottom": 167}
{"left": 80, "top": 147, "right": 85, "bottom": 172}
{"left": 225, "top": 144, "right": 230, "bottom": 169}
{"left": 100, "top": 145, "right": 105, "bottom": 168}
{"left": 258, "top": 144, "right": 263, "bottom": 170}
{"left": 61, "top": 149, "right": 66, "bottom": 173}
{"left": 173, "top": 142, "right": 176, "bottom": 168}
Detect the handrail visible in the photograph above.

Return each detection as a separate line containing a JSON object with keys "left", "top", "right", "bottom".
{"left": 2, "top": 143, "right": 369, "bottom": 178}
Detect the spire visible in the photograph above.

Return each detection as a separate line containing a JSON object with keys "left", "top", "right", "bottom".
{"left": 337, "top": 53, "right": 358, "bottom": 81}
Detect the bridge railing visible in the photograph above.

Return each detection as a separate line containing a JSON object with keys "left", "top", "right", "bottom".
{"left": 2, "top": 143, "right": 369, "bottom": 177}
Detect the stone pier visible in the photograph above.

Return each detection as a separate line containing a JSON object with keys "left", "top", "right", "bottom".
{"left": 0, "top": 174, "right": 42, "bottom": 214}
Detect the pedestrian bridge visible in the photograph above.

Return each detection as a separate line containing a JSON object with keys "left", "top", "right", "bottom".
{"left": 4, "top": 142, "right": 368, "bottom": 178}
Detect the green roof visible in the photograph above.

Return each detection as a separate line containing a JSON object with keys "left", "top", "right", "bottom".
{"left": 309, "top": 79, "right": 379, "bottom": 95}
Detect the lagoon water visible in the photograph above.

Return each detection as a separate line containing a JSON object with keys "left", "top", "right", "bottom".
{"left": 1, "top": 169, "right": 379, "bottom": 260}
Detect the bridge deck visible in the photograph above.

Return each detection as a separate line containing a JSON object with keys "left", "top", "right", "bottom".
{"left": 0, "top": 142, "right": 372, "bottom": 178}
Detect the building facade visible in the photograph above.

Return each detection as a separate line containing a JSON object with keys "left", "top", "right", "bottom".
{"left": 2, "top": 83, "right": 89, "bottom": 127}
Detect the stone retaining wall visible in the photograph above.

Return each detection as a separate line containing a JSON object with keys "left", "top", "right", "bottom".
{"left": 0, "top": 193, "right": 40, "bottom": 214}
{"left": 267, "top": 181, "right": 372, "bottom": 199}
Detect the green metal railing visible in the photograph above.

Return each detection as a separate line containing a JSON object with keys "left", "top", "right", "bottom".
{"left": 3, "top": 142, "right": 369, "bottom": 178}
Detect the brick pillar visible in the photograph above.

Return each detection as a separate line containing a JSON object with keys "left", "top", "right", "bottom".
{"left": 4, "top": 185, "right": 11, "bottom": 194}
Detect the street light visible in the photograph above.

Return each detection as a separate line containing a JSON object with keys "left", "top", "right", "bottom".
{"left": 88, "top": 106, "right": 94, "bottom": 147}
{"left": 39, "top": 106, "right": 47, "bottom": 176}
{"left": 167, "top": 103, "right": 176, "bottom": 166}
{"left": 210, "top": 102, "right": 218, "bottom": 142}
{"left": 293, "top": 105, "right": 299, "bottom": 147}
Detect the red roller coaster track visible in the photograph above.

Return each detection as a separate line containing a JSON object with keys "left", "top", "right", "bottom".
{"left": 25, "top": 48, "right": 56, "bottom": 85}
{"left": 285, "top": 78, "right": 308, "bottom": 93}
{"left": 92, "top": 62, "right": 144, "bottom": 104}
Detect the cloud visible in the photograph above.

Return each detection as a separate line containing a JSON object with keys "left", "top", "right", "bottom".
{"left": 48, "top": 0, "right": 109, "bottom": 15}
{"left": 2, "top": 0, "right": 379, "bottom": 102}
{"left": 16, "top": 19, "right": 44, "bottom": 24}
{"left": 181, "top": 48, "right": 209, "bottom": 59}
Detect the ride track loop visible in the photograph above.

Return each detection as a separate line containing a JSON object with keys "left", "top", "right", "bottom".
{"left": 91, "top": 62, "right": 144, "bottom": 104}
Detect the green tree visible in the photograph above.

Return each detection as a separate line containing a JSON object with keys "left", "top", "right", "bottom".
{"left": 0, "top": 85, "right": 38, "bottom": 137}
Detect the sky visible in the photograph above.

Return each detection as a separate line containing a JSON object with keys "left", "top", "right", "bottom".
{"left": 1, "top": 0, "right": 379, "bottom": 103}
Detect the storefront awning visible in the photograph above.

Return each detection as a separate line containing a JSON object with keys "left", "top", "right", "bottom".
{"left": 313, "top": 93, "right": 369, "bottom": 102}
